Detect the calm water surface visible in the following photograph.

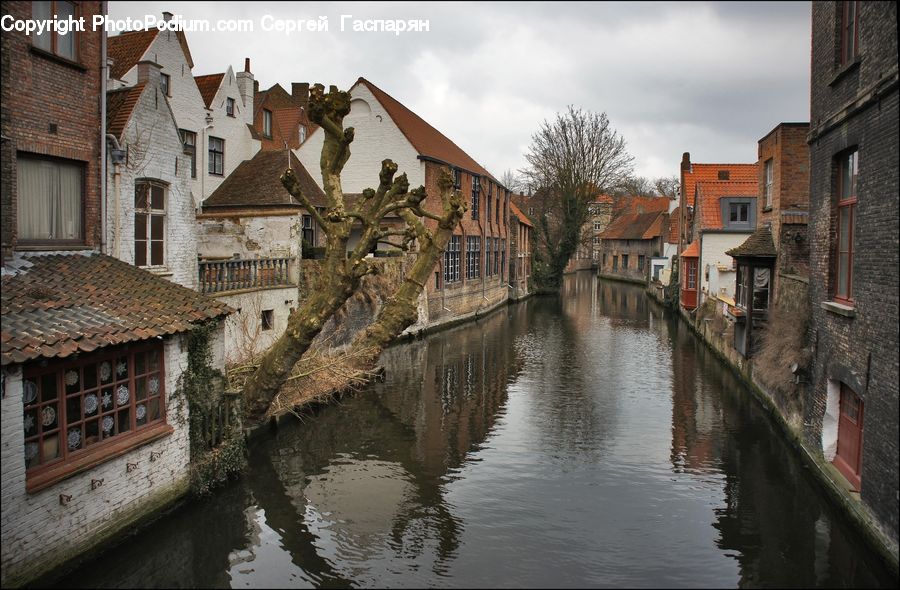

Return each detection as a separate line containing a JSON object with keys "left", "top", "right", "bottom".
{"left": 52, "top": 273, "right": 895, "bottom": 588}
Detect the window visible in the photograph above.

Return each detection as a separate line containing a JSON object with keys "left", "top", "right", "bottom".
{"left": 835, "top": 149, "right": 857, "bottom": 303}
{"left": 685, "top": 260, "right": 697, "bottom": 289}
{"left": 160, "top": 73, "right": 170, "bottom": 97}
{"left": 302, "top": 214, "right": 315, "bottom": 246}
{"left": 622, "top": 254, "right": 629, "bottom": 269}
{"left": 528, "top": 207, "right": 534, "bottom": 216}
{"left": 613, "top": 255, "right": 618, "bottom": 271}
{"left": 208, "top": 136, "right": 224, "bottom": 175}
{"left": 494, "top": 237, "right": 501, "bottom": 276}
{"left": 466, "top": 236, "right": 481, "bottom": 279}
{"left": 299, "top": 125, "right": 307, "bottom": 144}
{"left": 261, "top": 309, "right": 274, "bottom": 331}
{"left": 729, "top": 202, "right": 750, "bottom": 223}
{"left": 485, "top": 237, "right": 493, "bottom": 277}
{"left": 453, "top": 169, "right": 462, "bottom": 190}
{"left": 764, "top": 159, "right": 774, "bottom": 208}
{"left": 22, "top": 343, "right": 166, "bottom": 475}
{"left": 134, "top": 181, "right": 166, "bottom": 267}
{"left": 17, "top": 155, "right": 83, "bottom": 243}
{"left": 179, "top": 130, "right": 196, "bottom": 179}
{"left": 471, "top": 177, "right": 480, "bottom": 219}
{"left": 638, "top": 255, "right": 645, "bottom": 271}
{"left": 718, "top": 170, "right": 730, "bottom": 180}
{"left": 32, "top": 1, "right": 77, "bottom": 61}
{"left": 263, "top": 109, "right": 273, "bottom": 138}
{"left": 594, "top": 221, "right": 602, "bottom": 231}
{"left": 501, "top": 239, "right": 506, "bottom": 279}
{"left": 603, "top": 254, "right": 607, "bottom": 267}
{"left": 841, "top": 1, "right": 860, "bottom": 65}
{"left": 444, "top": 235, "right": 461, "bottom": 283}
{"left": 495, "top": 193, "right": 500, "bottom": 224}
{"left": 226, "top": 97, "right": 235, "bottom": 117}
{"left": 486, "top": 190, "right": 492, "bottom": 223}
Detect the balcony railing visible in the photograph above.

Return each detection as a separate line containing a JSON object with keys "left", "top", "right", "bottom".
{"left": 199, "top": 257, "right": 293, "bottom": 294}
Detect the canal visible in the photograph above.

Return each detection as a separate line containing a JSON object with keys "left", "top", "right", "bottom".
{"left": 51, "top": 273, "right": 894, "bottom": 588}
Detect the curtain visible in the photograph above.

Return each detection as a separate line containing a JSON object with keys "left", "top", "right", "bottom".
{"left": 17, "top": 157, "right": 82, "bottom": 241}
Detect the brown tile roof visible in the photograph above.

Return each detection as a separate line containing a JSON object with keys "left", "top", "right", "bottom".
{"left": 681, "top": 240, "right": 700, "bottom": 258}
{"left": 614, "top": 195, "right": 670, "bottom": 216}
{"left": 355, "top": 78, "right": 496, "bottom": 181}
{"left": 1, "top": 252, "right": 231, "bottom": 366}
{"left": 599, "top": 212, "right": 667, "bottom": 241}
{"left": 695, "top": 180, "right": 758, "bottom": 230}
{"left": 106, "top": 83, "right": 146, "bottom": 140}
{"left": 203, "top": 149, "right": 325, "bottom": 209}
{"left": 108, "top": 29, "right": 194, "bottom": 81}
{"left": 195, "top": 73, "right": 224, "bottom": 108}
{"left": 509, "top": 201, "right": 532, "bottom": 227}
{"left": 726, "top": 225, "right": 777, "bottom": 258}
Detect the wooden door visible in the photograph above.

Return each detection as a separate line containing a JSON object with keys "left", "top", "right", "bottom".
{"left": 834, "top": 384, "right": 863, "bottom": 491}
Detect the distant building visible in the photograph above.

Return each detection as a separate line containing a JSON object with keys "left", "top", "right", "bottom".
{"left": 253, "top": 80, "right": 317, "bottom": 151}
{"left": 597, "top": 211, "right": 669, "bottom": 284}
{"left": 805, "top": 0, "right": 898, "bottom": 543}
{"left": 508, "top": 200, "right": 533, "bottom": 300}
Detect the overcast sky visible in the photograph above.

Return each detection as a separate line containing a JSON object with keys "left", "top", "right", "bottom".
{"left": 110, "top": 1, "right": 811, "bottom": 181}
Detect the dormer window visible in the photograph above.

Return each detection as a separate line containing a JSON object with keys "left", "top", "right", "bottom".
{"left": 718, "top": 170, "right": 730, "bottom": 180}
{"left": 226, "top": 97, "right": 235, "bottom": 117}
{"left": 263, "top": 109, "right": 273, "bottom": 138}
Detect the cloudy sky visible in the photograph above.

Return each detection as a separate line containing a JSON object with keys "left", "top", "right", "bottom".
{"left": 110, "top": 1, "right": 811, "bottom": 181}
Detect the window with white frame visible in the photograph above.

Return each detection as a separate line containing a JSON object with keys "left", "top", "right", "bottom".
{"left": 444, "top": 235, "right": 461, "bottom": 283}
{"left": 134, "top": 180, "right": 166, "bottom": 267}
{"left": 764, "top": 159, "right": 774, "bottom": 208}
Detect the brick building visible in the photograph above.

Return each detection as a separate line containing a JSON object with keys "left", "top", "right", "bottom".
{"left": 508, "top": 200, "right": 533, "bottom": 300}
{"left": 806, "top": 0, "right": 898, "bottom": 543}
{"left": 253, "top": 80, "right": 316, "bottom": 152}
{"left": 1, "top": 4, "right": 230, "bottom": 585}
{"left": 297, "top": 78, "right": 510, "bottom": 330}
{"left": 597, "top": 211, "right": 669, "bottom": 284}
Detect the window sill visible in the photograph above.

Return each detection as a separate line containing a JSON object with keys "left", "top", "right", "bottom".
{"left": 26, "top": 423, "right": 174, "bottom": 493}
{"left": 142, "top": 266, "right": 173, "bottom": 277}
{"left": 29, "top": 46, "right": 86, "bottom": 71}
{"left": 828, "top": 58, "right": 860, "bottom": 87}
{"left": 821, "top": 300, "right": 856, "bottom": 318}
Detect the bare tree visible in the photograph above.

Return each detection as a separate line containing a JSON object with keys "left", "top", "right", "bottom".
{"left": 521, "top": 106, "right": 633, "bottom": 290}
{"left": 241, "top": 85, "right": 466, "bottom": 424}
{"left": 500, "top": 169, "right": 523, "bottom": 194}
{"left": 653, "top": 176, "right": 680, "bottom": 200}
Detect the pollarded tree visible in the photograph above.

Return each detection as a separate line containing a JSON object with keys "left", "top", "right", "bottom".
{"left": 522, "top": 107, "right": 633, "bottom": 291}
{"left": 241, "top": 84, "right": 466, "bottom": 424}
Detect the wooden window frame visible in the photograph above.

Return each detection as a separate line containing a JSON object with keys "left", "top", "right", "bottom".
{"left": 466, "top": 236, "right": 481, "bottom": 279}
{"left": 834, "top": 149, "right": 857, "bottom": 305}
{"left": 23, "top": 341, "right": 170, "bottom": 492}
{"left": 226, "top": 97, "right": 235, "bottom": 117}
{"left": 208, "top": 136, "right": 225, "bottom": 176}
{"left": 134, "top": 180, "right": 167, "bottom": 268}
{"left": 180, "top": 129, "right": 197, "bottom": 179}
{"left": 444, "top": 235, "right": 461, "bottom": 284}
{"left": 16, "top": 153, "right": 86, "bottom": 247}
{"left": 840, "top": 1, "right": 860, "bottom": 66}
{"left": 471, "top": 176, "right": 480, "bottom": 220}
{"left": 31, "top": 1, "right": 80, "bottom": 63}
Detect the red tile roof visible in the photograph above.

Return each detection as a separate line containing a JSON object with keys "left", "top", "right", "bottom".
{"left": 614, "top": 195, "right": 670, "bottom": 216}
{"left": 681, "top": 241, "right": 700, "bottom": 258}
{"left": 203, "top": 149, "right": 325, "bottom": 209}
{"left": 599, "top": 212, "right": 667, "bottom": 240}
{"left": 2, "top": 252, "right": 231, "bottom": 365}
{"left": 509, "top": 201, "right": 532, "bottom": 227}
{"left": 354, "top": 78, "right": 496, "bottom": 181}
{"left": 106, "top": 83, "right": 146, "bottom": 140}
{"left": 682, "top": 163, "right": 758, "bottom": 210}
{"left": 108, "top": 29, "right": 194, "bottom": 81}
{"left": 195, "top": 73, "right": 225, "bottom": 109}
{"left": 695, "top": 180, "right": 758, "bottom": 230}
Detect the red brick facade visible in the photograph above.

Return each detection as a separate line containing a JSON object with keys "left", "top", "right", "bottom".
{"left": 1, "top": 1, "right": 104, "bottom": 260}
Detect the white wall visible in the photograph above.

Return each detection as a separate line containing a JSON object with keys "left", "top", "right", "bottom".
{"left": 0, "top": 328, "right": 229, "bottom": 587}
{"left": 216, "top": 288, "right": 299, "bottom": 364}
{"left": 296, "top": 83, "right": 424, "bottom": 192}
{"left": 107, "top": 83, "right": 197, "bottom": 289}
{"left": 197, "top": 215, "right": 301, "bottom": 261}
{"left": 700, "top": 232, "right": 751, "bottom": 303}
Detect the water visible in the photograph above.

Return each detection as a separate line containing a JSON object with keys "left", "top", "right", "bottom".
{"left": 51, "top": 273, "right": 895, "bottom": 588}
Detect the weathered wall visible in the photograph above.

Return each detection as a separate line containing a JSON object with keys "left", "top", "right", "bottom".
{"left": 699, "top": 232, "right": 750, "bottom": 302}
{"left": 213, "top": 287, "right": 299, "bottom": 364}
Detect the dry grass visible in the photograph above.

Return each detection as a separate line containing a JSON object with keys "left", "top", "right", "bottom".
{"left": 754, "top": 297, "right": 811, "bottom": 409}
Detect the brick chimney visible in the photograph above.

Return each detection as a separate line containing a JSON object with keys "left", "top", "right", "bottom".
{"left": 235, "top": 57, "right": 255, "bottom": 125}
{"left": 136, "top": 60, "right": 161, "bottom": 88}
{"left": 292, "top": 82, "right": 310, "bottom": 108}
{"left": 681, "top": 152, "right": 691, "bottom": 172}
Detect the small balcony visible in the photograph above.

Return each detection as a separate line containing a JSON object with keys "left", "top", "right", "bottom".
{"left": 199, "top": 257, "right": 294, "bottom": 294}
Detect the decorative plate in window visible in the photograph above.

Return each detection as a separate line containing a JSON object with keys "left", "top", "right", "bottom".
{"left": 136, "top": 404, "right": 147, "bottom": 421}
{"left": 102, "top": 391, "right": 113, "bottom": 408}
{"left": 100, "top": 361, "right": 112, "bottom": 382}
{"left": 41, "top": 406, "right": 56, "bottom": 427}
{"left": 25, "top": 442, "right": 39, "bottom": 461}
{"left": 116, "top": 385, "right": 130, "bottom": 406}
{"left": 24, "top": 413, "right": 35, "bottom": 433}
{"left": 84, "top": 393, "right": 99, "bottom": 415}
{"left": 65, "top": 370, "right": 79, "bottom": 387}
{"left": 23, "top": 381, "right": 38, "bottom": 405}
{"left": 148, "top": 377, "right": 160, "bottom": 395}
{"left": 102, "top": 415, "right": 115, "bottom": 433}
{"left": 116, "top": 360, "right": 127, "bottom": 377}
{"left": 67, "top": 428, "right": 82, "bottom": 450}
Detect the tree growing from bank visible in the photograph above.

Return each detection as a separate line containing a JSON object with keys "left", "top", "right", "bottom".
{"left": 241, "top": 84, "right": 466, "bottom": 424}
{"left": 522, "top": 107, "right": 633, "bottom": 291}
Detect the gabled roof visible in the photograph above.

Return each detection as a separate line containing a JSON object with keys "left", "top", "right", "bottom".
{"left": 106, "top": 82, "right": 146, "bottom": 140}
{"left": 1, "top": 252, "right": 230, "bottom": 365}
{"left": 682, "top": 163, "right": 758, "bottom": 209}
{"left": 509, "top": 201, "right": 532, "bottom": 227}
{"left": 614, "top": 195, "right": 669, "bottom": 216}
{"left": 599, "top": 211, "right": 667, "bottom": 241}
{"left": 695, "top": 180, "right": 758, "bottom": 230}
{"left": 726, "top": 225, "right": 777, "bottom": 259}
{"left": 354, "top": 77, "right": 497, "bottom": 181}
{"left": 681, "top": 240, "right": 700, "bottom": 258}
{"left": 108, "top": 29, "right": 194, "bottom": 81}
{"left": 195, "top": 73, "right": 225, "bottom": 109}
{"left": 203, "top": 149, "right": 325, "bottom": 209}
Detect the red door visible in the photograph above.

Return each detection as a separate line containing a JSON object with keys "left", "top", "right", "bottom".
{"left": 834, "top": 384, "right": 864, "bottom": 491}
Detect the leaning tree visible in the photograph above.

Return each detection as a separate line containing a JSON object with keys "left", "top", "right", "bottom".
{"left": 521, "top": 106, "right": 633, "bottom": 291}
{"left": 240, "top": 84, "right": 466, "bottom": 425}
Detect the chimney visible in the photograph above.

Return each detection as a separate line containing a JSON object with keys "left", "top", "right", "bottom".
{"left": 162, "top": 11, "right": 173, "bottom": 22}
{"left": 235, "top": 57, "right": 255, "bottom": 125}
{"left": 681, "top": 152, "right": 691, "bottom": 172}
{"left": 292, "top": 82, "right": 310, "bottom": 108}
{"left": 136, "top": 60, "right": 161, "bottom": 88}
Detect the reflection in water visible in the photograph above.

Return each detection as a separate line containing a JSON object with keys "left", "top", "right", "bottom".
{"left": 51, "top": 273, "right": 895, "bottom": 589}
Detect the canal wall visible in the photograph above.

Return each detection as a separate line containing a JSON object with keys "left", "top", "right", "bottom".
{"left": 646, "top": 284, "right": 899, "bottom": 574}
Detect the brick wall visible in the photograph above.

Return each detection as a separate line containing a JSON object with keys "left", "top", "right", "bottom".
{"left": 597, "top": 237, "right": 660, "bottom": 284}
{"left": 1, "top": 1, "right": 104, "bottom": 259}
{"left": 807, "top": 1, "right": 898, "bottom": 542}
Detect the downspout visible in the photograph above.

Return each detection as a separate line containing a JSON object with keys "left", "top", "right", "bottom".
{"left": 106, "top": 134, "right": 122, "bottom": 258}
{"left": 99, "top": 1, "right": 108, "bottom": 254}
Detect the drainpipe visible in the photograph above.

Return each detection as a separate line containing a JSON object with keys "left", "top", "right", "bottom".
{"left": 106, "top": 134, "right": 124, "bottom": 258}
{"left": 99, "top": 1, "right": 108, "bottom": 254}
{"left": 200, "top": 114, "right": 214, "bottom": 214}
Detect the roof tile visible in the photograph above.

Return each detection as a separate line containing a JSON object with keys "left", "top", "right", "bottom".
{"left": 203, "top": 150, "right": 325, "bottom": 209}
